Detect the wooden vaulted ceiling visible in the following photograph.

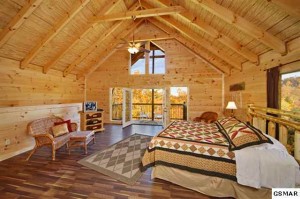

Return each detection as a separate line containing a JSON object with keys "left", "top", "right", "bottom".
{"left": 0, "top": 0, "right": 299, "bottom": 77}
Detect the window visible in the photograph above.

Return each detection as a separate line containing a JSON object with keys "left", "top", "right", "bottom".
{"left": 110, "top": 88, "right": 123, "bottom": 120}
{"left": 132, "top": 89, "right": 163, "bottom": 121}
{"left": 130, "top": 42, "right": 165, "bottom": 75}
{"left": 170, "top": 87, "right": 188, "bottom": 120}
{"left": 131, "top": 52, "right": 145, "bottom": 75}
{"left": 281, "top": 71, "right": 300, "bottom": 113}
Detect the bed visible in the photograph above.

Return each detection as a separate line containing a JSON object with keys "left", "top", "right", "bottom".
{"left": 141, "top": 104, "right": 300, "bottom": 199}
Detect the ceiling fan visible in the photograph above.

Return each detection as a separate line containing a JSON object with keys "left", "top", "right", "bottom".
{"left": 122, "top": 32, "right": 150, "bottom": 54}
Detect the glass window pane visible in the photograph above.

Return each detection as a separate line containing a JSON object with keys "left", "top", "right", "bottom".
{"left": 155, "top": 50, "right": 164, "bottom": 56}
{"left": 154, "top": 89, "right": 163, "bottom": 104}
{"left": 133, "top": 89, "right": 152, "bottom": 103}
{"left": 149, "top": 50, "right": 154, "bottom": 56}
{"left": 131, "top": 59, "right": 145, "bottom": 74}
{"left": 153, "top": 58, "right": 165, "bottom": 74}
{"left": 132, "top": 89, "right": 152, "bottom": 120}
{"left": 170, "top": 87, "right": 188, "bottom": 104}
{"left": 111, "top": 88, "right": 123, "bottom": 120}
{"left": 281, "top": 71, "right": 300, "bottom": 113}
{"left": 153, "top": 88, "right": 163, "bottom": 119}
{"left": 170, "top": 87, "right": 188, "bottom": 121}
{"left": 130, "top": 43, "right": 165, "bottom": 75}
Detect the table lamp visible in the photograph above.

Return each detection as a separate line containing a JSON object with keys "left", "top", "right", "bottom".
{"left": 226, "top": 101, "right": 237, "bottom": 117}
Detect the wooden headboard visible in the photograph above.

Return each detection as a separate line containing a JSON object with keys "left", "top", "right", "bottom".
{"left": 247, "top": 104, "right": 300, "bottom": 162}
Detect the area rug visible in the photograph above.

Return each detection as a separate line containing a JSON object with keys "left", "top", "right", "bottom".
{"left": 78, "top": 134, "right": 152, "bottom": 185}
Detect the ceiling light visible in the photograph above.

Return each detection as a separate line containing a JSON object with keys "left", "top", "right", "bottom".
{"left": 128, "top": 47, "right": 135, "bottom": 54}
{"left": 128, "top": 47, "right": 139, "bottom": 54}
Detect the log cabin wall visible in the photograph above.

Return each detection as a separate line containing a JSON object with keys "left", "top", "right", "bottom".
{"left": 0, "top": 57, "right": 84, "bottom": 161}
{"left": 225, "top": 37, "right": 300, "bottom": 121}
{"left": 0, "top": 0, "right": 299, "bottom": 161}
{"left": 0, "top": 57, "right": 84, "bottom": 107}
{"left": 86, "top": 24, "right": 224, "bottom": 123}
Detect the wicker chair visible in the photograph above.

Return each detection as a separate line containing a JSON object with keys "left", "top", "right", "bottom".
{"left": 26, "top": 116, "right": 78, "bottom": 161}
{"left": 193, "top": 112, "right": 218, "bottom": 123}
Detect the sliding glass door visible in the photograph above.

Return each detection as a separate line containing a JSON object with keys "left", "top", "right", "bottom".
{"left": 122, "top": 88, "right": 132, "bottom": 128}
{"left": 110, "top": 86, "right": 188, "bottom": 127}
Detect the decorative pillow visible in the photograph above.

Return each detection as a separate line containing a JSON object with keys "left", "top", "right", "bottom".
{"left": 54, "top": 120, "right": 72, "bottom": 132}
{"left": 52, "top": 123, "right": 69, "bottom": 137}
{"left": 218, "top": 117, "right": 273, "bottom": 151}
{"left": 218, "top": 117, "right": 239, "bottom": 128}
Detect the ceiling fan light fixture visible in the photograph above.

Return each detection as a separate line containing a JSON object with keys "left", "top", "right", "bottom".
{"left": 128, "top": 46, "right": 139, "bottom": 54}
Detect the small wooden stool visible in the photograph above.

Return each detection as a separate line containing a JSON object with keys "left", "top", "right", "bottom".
{"left": 68, "top": 131, "right": 95, "bottom": 154}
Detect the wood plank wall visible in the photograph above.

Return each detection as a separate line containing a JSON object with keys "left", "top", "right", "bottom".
{"left": 86, "top": 25, "right": 224, "bottom": 123}
{"left": 225, "top": 37, "right": 300, "bottom": 121}
{"left": 0, "top": 57, "right": 84, "bottom": 107}
{"left": 0, "top": 57, "right": 84, "bottom": 161}
{"left": 0, "top": 103, "right": 82, "bottom": 161}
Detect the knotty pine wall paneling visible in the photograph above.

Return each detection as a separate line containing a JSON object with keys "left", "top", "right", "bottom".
{"left": 0, "top": 57, "right": 84, "bottom": 107}
{"left": 225, "top": 37, "right": 300, "bottom": 121}
{"left": 86, "top": 39, "right": 224, "bottom": 123}
{"left": 0, "top": 103, "right": 82, "bottom": 161}
{"left": 0, "top": 57, "right": 84, "bottom": 161}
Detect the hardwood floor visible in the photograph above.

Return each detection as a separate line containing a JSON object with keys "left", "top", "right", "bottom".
{"left": 0, "top": 124, "right": 231, "bottom": 199}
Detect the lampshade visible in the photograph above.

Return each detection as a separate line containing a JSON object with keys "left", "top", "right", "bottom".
{"left": 128, "top": 47, "right": 139, "bottom": 54}
{"left": 226, "top": 101, "right": 237, "bottom": 110}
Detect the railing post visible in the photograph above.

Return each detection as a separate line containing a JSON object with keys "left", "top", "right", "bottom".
{"left": 183, "top": 102, "right": 187, "bottom": 120}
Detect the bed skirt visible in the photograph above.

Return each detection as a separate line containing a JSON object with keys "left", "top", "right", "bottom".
{"left": 151, "top": 165, "right": 271, "bottom": 199}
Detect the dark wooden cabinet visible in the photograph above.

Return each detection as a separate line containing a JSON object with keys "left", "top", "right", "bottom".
{"left": 79, "top": 111, "right": 105, "bottom": 132}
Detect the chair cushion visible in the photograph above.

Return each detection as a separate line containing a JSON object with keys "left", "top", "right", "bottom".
{"left": 70, "top": 131, "right": 94, "bottom": 140}
{"left": 52, "top": 123, "right": 69, "bottom": 137}
{"left": 54, "top": 120, "right": 72, "bottom": 132}
{"left": 53, "top": 133, "right": 72, "bottom": 149}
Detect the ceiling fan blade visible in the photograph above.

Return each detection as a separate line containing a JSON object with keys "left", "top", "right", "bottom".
{"left": 129, "top": 42, "right": 135, "bottom": 47}
{"left": 135, "top": 42, "right": 142, "bottom": 48}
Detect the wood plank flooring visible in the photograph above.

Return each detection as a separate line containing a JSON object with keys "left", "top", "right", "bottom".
{"left": 0, "top": 124, "right": 232, "bottom": 199}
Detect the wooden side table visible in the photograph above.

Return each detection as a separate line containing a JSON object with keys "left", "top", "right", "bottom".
{"left": 69, "top": 131, "right": 95, "bottom": 154}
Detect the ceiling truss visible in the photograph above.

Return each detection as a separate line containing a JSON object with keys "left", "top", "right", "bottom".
{"left": 0, "top": 0, "right": 297, "bottom": 78}
{"left": 0, "top": 0, "right": 43, "bottom": 48}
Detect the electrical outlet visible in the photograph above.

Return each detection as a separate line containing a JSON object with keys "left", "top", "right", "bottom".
{"left": 5, "top": 139, "right": 10, "bottom": 145}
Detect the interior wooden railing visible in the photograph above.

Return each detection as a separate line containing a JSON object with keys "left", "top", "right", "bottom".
{"left": 247, "top": 104, "right": 300, "bottom": 162}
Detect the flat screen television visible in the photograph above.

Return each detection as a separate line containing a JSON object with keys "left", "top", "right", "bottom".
{"left": 83, "top": 101, "right": 97, "bottom": 112}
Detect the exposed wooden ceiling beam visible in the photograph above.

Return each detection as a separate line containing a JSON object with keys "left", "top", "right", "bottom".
{"left": 127, "top": 36, "right": 173, "bottom": 42}
{"left": 148, "top": 18, "right": 230, "bottom": 74}
{"left": 43, "top": 0, "right": 125, "bottom": 74}
{"left": 63, "top": 21, "right": 124, "bottom": 77}
{"left": 77, "top": 20, "right": 144, "bottom": 79}
{"left": 154, "top": 0, "right": 258, "bottom": 64}
{"left": 20, "top": 0, "right": 92, "bottom": 69}
{"left": 131, "top": 51, "right": 145, "bottom": 65}
{"left": 63, "top": 1, "right": 140, "bottom": 77}
{"left": 268, "top": 0, "right": 300, "bottom": 19}
{"left": 193, "top": 0, "right": 287, "bottom": 54}
{"left": 93, "top": 6, "right": 184, "bottom": 22}
{"left": 0, "top": 0, "right": 43, "bottom": 48}
{"left": 142, "top": 2, "right": 241, "bottom": 70}
{"left": 158, "top": 16, "right": 242, "bottom": 70}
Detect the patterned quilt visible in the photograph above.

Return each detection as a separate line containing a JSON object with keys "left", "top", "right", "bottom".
{"left": 142, "top": 120, "right": 237, "bottom": 181}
